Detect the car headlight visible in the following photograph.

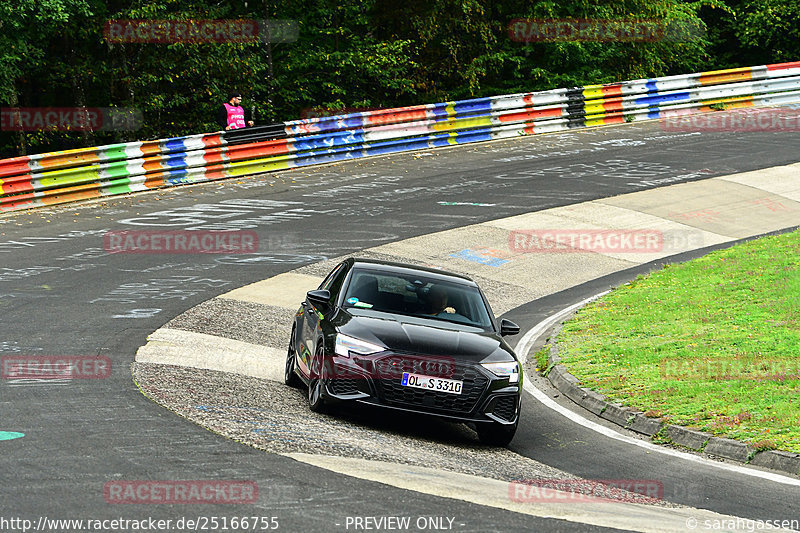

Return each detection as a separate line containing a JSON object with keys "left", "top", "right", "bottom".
{"left": 481, "top": 361, "right": 520, "bottom": 383}
{"left": 334, "top": 334, "right": 384, "bottom": 358}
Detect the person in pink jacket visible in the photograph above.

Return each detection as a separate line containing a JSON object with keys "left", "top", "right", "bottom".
{"left": 216, "top": 92, "right": 254, "bottom": 130}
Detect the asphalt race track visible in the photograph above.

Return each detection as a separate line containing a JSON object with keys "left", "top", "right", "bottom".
{"left": 2, "top": 118, "right": 800, "bottom": 532}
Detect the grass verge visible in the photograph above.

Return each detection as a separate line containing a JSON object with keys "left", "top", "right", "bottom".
{"left": 555, "top": 229, "right": 800, "bottom": 453}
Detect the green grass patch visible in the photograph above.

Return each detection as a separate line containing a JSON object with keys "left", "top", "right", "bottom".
{"left": 533, "top": 344, "right": 552, "bottom": 374}
{"left": 556, "top": 230, "right": 800, "bottom": 452}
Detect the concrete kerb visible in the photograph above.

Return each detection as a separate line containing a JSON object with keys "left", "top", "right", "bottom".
{"left": 537, "top": 298, "right": 799, "bottom": 477}
{"left": 665, "top": 425, "right": 712, "bottom": 451}
{"left": 750, "top": 450, "right": 800, "bottom": 476}
{"left": 704, "top": 437, "right": 756, "bottom": 463}
{"left": 627, "top": 414, "right": 663, "bottom": 437}
{"left": 601, "top": 403, "right": 639, "bottom": 429}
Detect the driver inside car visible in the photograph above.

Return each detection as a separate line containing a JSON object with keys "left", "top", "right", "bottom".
{"left": 425, "top": 285, "right": 459, "bottom": 317}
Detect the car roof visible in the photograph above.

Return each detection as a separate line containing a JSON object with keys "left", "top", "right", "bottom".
{"left": 348, "top": 257, "right": 477, "bottom": 285}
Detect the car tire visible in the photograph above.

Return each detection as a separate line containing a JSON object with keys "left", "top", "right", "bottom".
{"left": 307, "top": 345, "right": 327, "bottom": 413}
{"left": 307, "top": 377, "right": 327, "bottom": 413}
{"left": 284, "top": 326, "right": 301, "bottom": 388}
{"left": 476, "top": 419, "right": 518, "bottom": 447}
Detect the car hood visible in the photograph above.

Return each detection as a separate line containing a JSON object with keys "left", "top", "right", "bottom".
{"left": 335, "top": 310, "right": 516, "bottom": 363}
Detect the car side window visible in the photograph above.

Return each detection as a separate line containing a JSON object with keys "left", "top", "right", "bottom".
{"left": 318, "top": 263, "right": 344, "bottom": 290}
{"left": 319, "top": 263, "right": 348, "bottom": 299}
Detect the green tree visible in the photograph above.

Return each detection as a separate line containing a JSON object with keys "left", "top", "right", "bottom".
{"left": 270, "top": 0, "right": 418, "bottom": 119}
{"left": 732, "top": 0, "right": 800, "bottom": 64}
{"left": 0, "top": 0, "right": 92, "bottom": 154}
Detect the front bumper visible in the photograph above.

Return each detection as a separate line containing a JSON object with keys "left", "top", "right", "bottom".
{"left": 319, "top": 353, "right": 521, "bottom": 424}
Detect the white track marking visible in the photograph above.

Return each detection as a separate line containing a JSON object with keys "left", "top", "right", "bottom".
{"left": 515, "top": 292, "right": 800, "bottom": 487}
{"left": 284, "top": 453, "right": 755, "bottom": 533}
{"left": 136, "top": 327, "right": 285, "bottom": 382}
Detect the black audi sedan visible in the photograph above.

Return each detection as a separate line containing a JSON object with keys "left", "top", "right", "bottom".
{"left": 285, "top": 258, "right": 522, "bottom": 445}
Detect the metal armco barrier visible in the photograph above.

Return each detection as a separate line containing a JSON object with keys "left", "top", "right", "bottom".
{"left": 2, "top": 61, "right": 799, "bottom": 212}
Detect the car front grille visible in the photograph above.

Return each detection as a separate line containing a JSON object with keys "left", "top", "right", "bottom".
{"left": 329, "top": 377, "right": 362, "bottom": 396}
{"left": 488, "top": 395, "right": 517, "bottom": 422}
{"left": 375, "top": 355, "right": 488, "bottom": 415}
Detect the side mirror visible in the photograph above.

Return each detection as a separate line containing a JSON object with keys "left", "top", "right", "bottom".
{"left": 500, "top": 318, "right": 520, "bottom": 337}
{"left": 306, "top": 289, "right": 331, "bottom": 308}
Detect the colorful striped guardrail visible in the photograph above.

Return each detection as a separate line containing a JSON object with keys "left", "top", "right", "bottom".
{"left": 2, "top": 60, "right": 799, "bottom": 212}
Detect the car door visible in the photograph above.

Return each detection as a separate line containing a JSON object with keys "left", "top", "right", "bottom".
{"left": 297, "top": 262, "right": 348, "bottom": 377}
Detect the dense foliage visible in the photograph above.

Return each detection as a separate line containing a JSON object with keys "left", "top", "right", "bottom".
{"left": 1, "top": 0, "right": 797, "bottom": 157}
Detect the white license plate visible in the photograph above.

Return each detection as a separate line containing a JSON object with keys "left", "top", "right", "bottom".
{"left": 401, "top": 372, "right": 462, "bottom": 395}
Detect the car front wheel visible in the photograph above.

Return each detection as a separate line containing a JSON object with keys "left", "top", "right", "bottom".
{"left": 284, "top": 326, "right": 301, "bottom": 388}
{"left": 307, "top": 378, "right": 327, "bottom": 412}
{"left": 307, "top": 345, "right": 327, "bottom": 413}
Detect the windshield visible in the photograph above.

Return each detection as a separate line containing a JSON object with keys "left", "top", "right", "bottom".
{"left": 342, "top": 269, "right": 494, "bottom": 329}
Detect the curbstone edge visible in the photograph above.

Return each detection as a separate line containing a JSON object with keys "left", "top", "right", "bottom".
{"left": 704, "top": 437, "right": 756, "bottom": 463}
{"left": 548, "top": 365, "right": 583, "bottom": 401}
{"left": 627, "top": 413, "right": 663, "bottom": 436}
{"left": 579, "top": 389, "right": 608, "bottom": 416}
{"left": 665, "top": 425, "right": 712, "bottom": 451}
{"left": 600, "top": 403, "right": 634, "bottom": 427}
{"left": 547, "top": 364, "right": 608, "bottom": 416}
{"left": 749, "top": 450, "right": 800, "bottom": 476}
